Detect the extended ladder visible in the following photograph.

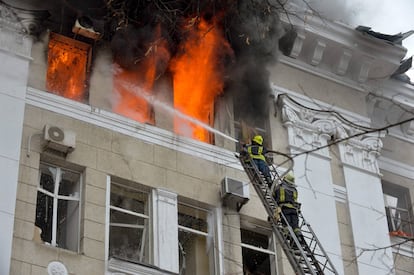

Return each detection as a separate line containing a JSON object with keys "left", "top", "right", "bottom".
{"left": 238, "top": 154, "right": 338, "bottom": 275}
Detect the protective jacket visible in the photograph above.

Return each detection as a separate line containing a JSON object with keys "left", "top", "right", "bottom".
{"left": 247, "top": 144, "right": 266, "bottom": 161}
{"left": 274, "top": 180, "right": 298, "bottom": 209}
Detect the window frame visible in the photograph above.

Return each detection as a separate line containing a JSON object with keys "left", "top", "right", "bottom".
{"left": 108, "top": 180, "right": 151, "bottom": 266}
{"left": 382, "top": 181, "right": 414, "bottom": 238}
{"left": 177, "top": 201, "right": 215, "bottom": 275}
{"left": 35, "top": 162, "right": 82, "bottom": 252}
{"left": 240, "top": 220, "right": 278, "bottom": 275}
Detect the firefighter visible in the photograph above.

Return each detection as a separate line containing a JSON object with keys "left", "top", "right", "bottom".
{"left": 274, "top": 171, "right": 304, "bottom": 247}
{"left": 242, "top": 135, "right": 272, "bottom": 187}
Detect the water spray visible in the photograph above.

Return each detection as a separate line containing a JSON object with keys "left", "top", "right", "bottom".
{"left": 118, "top": 81, "right": 239, "bottom": 143}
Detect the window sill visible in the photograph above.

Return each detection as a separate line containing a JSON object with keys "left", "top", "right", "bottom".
{"left": 108, "top": 258, "right": 177, "bottom": 275}
{"left": 34, "top": 241, "right": 80, "bottom": 256}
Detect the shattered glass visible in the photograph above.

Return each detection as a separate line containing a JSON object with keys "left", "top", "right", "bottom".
{"left": 109, "top": 183, "right": 150, "bottom": 265}
{"left": 35, "top": 164, "right": 81, "bottom": 252}
{"left": 35, "top": 191, "right": 53, "bottom": 244}
{"left": 58, "top": 170, "right": 81, "bottom": 198}
{"left": 178, "top": 203, "right": 211, "bottom": 275}
{"left": 39, "top": 164, "right": 56, "bottom": 193}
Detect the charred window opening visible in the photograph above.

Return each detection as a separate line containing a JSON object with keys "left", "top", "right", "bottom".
{"left": 35, "top": 163, "right": 81, "bottom": 252}
{"left": 178, "top": 203, "right": 211, "bottom": 275}
{"left": 46, "top": 33, "right": 91, "bottom": 103}
{"left": 112, "top": 65, "right": 155, "bottom": 125}
{"left": 241, "top": 227, "right": 276, "bottom": 275}
{"left": 109, "top": 182, "right": 150, "bottom": 265}
{"left": 383, "top": 181, "right": 414, "bottom": 238}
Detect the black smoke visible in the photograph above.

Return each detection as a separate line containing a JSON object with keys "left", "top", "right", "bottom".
{"left": 225, "top": 0, "right": 282, "bottom": 127}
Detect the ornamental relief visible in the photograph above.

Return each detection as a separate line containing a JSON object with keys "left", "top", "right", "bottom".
{"left": 280, "top": 95, "right": 383, "bottom": 173}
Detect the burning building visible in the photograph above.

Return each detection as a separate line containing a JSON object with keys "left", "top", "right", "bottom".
{"left": 1, "top": 0, "right": 414, "bottom": 274}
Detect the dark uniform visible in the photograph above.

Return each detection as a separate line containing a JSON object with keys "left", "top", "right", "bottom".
{"left": 274, "top": 177, "right": 302, "bottom": 239}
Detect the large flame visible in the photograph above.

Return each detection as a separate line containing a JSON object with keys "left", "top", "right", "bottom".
{"left": 113, "top": 25, "right": 170, "bottom": 124}
{"left": 170, "top": 17, "right": 231, "bottom": 143}
{"left": 46, "top": 33, "right": 90, "bottom": 102}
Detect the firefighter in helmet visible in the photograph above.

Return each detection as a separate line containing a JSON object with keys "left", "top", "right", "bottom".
{"left": 243, "top": 135, "right": 272, "bottom": 187}
{"left": 274, "top": 171, "right": 303, "bottom": 242}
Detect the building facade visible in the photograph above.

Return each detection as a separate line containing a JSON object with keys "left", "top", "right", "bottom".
{"left": 1, "top": 1, "right": 414, "bottom": 275}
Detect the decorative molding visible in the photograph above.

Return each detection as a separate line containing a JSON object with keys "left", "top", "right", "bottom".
{"left": 0, "top": 3, "right": 47, "bottom": 58}
{"left": 47, "top": 261, "right": 68, "bottom": 275}
{"left": 310, "top": 40, "right": 326, "bottom": 66}
{"left": 365, "top": 84, "right": 414, "bottom": 144}
{"left": 358, "top": 58, "right": 373, "bottom": 83}
{"left": 278, "top": 93, "right": 384, "bottom": 174}
{"left": 336, "top": 49, "right": 352, "bottom": 75}
{"left": 379, "top": 156, "right": 414, "bottom": 180}
{"left": 290, "top": 32, "right": 305, "bottom": 58}
{"left": 278, "top": 2, "right": 406, "bottom": 85}
{"left": 337, "top": 135, "right": 382, "bottom": 174}
{"left": 26, "top": 87, "right": 243, "bottom": 171}
{"left": 108, "top": 258, "right": 176, "bottom": 275}
{"left": 333, "top": 185, "right": 347, "bottom": 203}
{"left": 278, "top": 56, "right": 366, "bottom": 92}
{"left": 0, "top": 2, "right": 48, "bottom": 35}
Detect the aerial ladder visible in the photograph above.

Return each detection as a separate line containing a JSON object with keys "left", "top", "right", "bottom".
{"left": 238, "top": 151, "right": 338, "bottom": 275}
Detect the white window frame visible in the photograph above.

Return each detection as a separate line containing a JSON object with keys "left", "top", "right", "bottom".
{"left": 177, "top": 202, "right": 214, "bottom": 275}
{"left": 240, "top": 221, "right": 278, "bottom": 275}
{"left": 383, "top": 182, "right": 414, "bottom": 237}
{"left": 35, "top": 163, "right": 82, "bottom": 252}
{"left": 106, "top": 180, "right": 151, "bottom": 268}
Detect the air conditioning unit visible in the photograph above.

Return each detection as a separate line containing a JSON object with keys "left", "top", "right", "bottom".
{"left": 43, "top": 125, "right": 76, "bottom": 154}
{"left": 221, "top": 177, "right": 249, "bottom": 211}
{"left": 72, "top": 18, "right": 102, "bottom": 40}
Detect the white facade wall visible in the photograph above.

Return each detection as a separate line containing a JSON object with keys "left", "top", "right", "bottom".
{"left": 0, "top": 11, "right": 32, "bottom": 274}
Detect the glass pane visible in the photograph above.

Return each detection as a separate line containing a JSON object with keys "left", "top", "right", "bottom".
{"left": 178, "top": 204, "right": 208, "bottom": 233}
{"left": 241, "top": 228, "right": 273, "bottom": 275}
{"left": 383, "top": 182, "right": 414, "bottom": 236}
{"left": 241, "top": 228, "right": 270, "bottom": 249}
{"left": 39, "top": 164, "right": 56, "bottom": 193}
{"left": 242, "top": 247, "right": 271, "bottom": 275}
{"left": 178, "top": 230, "right": 210, "bottom": 275}
{"left": 109, "top": 225, "right": 149, "bottom": 264}
{"left": 57, "top": 199, "right": 80, "bottom": 251}
{"left": 35, "top": 191, "right": 54, "bottom": 244}
{"left": 111, "top": 184, "right": 147, "bottom": 214}
{"left": 110, "top": 209, "right": 146, "bottom": 225}
{"left": 59, "top": 169, "right": 80, "bottom": 198}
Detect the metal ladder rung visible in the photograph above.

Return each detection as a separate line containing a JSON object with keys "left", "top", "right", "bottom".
{"left": 239, "top": 156, "right": 338, "bottom": 275}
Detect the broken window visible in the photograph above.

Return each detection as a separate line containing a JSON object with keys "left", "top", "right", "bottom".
{"left": 383, "top": 181, "right": 414, "bottom": 238}
{"left": 241, "top": 224, "right": 277, "bottom": 275}
{"left": 109, "top": 182, "right": 150, "bottom": 265}
{"left": 35, "top": 163, "right": 81, "bottom": 252}
{"left": 178, "top": 203, "right": 212, "bottom": 275}
{"left": 46, "top": 33, "right": 91, "bottom": 103}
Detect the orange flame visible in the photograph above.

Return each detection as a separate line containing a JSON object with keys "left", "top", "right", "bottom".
{"left": 113, "top": 25, "right": 170, "bottom": 124}
{"left": 46, "top": 33, "right": 90, "bottom": 102}
{"left": 170, "top": 17, "right": 232, "bottom": 143}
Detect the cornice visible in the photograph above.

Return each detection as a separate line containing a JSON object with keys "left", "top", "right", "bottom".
{"left": 278, "top": 3, "right": 407, "bottom": 85}
{"left": 26, "top": 87, "right": 243, "bottom": 171}
{"left": 278, "top": 92, "right": 384, "bottom": 174}
{"left": 366, "top": 79, "right": 414, "bottom": 143}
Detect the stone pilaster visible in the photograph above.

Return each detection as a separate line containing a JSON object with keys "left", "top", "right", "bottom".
{"left": 279, "top": 92, "right": 394, "bottom": 274}
{"left": 0, "top": 3, "right": 46, "bottom": 274}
